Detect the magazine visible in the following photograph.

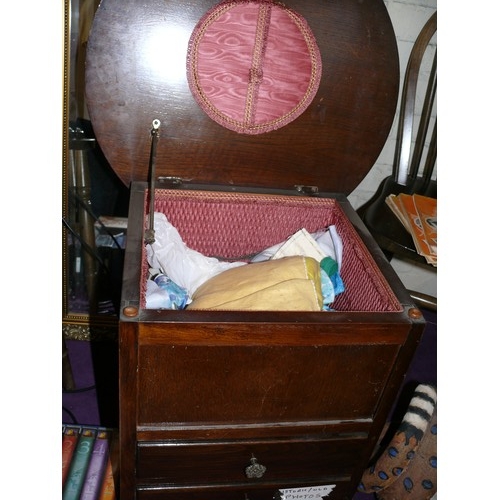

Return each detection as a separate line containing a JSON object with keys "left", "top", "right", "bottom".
{"left": 385, "top": 194, "right": 437, "bottom": 266}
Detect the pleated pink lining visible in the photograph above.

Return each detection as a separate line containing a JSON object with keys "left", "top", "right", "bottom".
{"left": 140, "top": 189, "right": 402, "bottom": 313}
{"left": 186, "top": 0, "right": 322, "bottom": 134}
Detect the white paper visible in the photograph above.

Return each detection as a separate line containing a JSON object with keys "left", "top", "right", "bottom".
{"left": 314, "top": 226, "right": 343, "bottom": 271}
{"left": 271, "top": 228, "right": 327, "bottom": 262}
{"left": 278, "top": 484, "right": 336, "bottom": 499}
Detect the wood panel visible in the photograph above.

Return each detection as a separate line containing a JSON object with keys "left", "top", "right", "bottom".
{"left": 85, "top": 0, "right": 399, "bottom": 195}
{"left": 136, "top": 343, "right": 399, "bottom": 424}
{"left": 136, "top": 481, "right": 354, "bottom": 500}
{"left": 137, "top": 436, "right": 365, "bottom": 482}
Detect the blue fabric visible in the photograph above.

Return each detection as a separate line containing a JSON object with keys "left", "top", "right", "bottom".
{"left": 153, "top": 274, "right": 190, "bottom": 309}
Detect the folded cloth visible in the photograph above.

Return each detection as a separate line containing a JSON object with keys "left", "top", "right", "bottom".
{"left": 188, "top": 256, "right": 323, "bottom": 311}
{"left": 250, "top": 227, "right": 327, "bottom": 263}
{"left": 320, "top": 268, "right": 335, "bottom": 310}
{"left": 320, "top": 256, "right": 344, "bottom": 296}
{"left": 314, "top": 226, "right": 343, "bottom": 271}
{"left": 146, "top": 273, "right": 191, "bottom": 310}
{"left": 251, "top": 227, "right": 345, "bottom": 300}
{"left": 146, "top": 212, "right": 246, "bottom": 296}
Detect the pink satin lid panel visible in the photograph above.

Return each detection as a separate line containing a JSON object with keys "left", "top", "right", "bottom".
{"left": 187, "top": 0, "right": 322, "bottom": 134}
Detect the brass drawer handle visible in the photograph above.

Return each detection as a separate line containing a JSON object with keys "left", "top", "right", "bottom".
{"left": 245, "top": 454, "right": 267, "bottom": 479}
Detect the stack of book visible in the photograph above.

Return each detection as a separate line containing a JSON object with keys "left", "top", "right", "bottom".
{"left": 385, "top": 193, "right": 437, "bottom": 266}
{"left": 62, "top": 425, "right": 119, "bottom": 500}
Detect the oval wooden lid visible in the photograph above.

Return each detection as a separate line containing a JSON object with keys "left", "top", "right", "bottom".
{"left": 85, "top": 0, "right": 399, "bottom": 195}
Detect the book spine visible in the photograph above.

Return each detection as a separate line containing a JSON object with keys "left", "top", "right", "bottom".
{"left": 98, "top": 431, "right": 119, "bottom": 500}
{"left": 97, "top": 459, "right": 115, "bottom": 500}
{"left": 80, "top": 430, "right": 111, "bottom": 500}
{"left": 63, "top": 427, "right": 97, "bottom": 500}
{"left": 62, "top": 426, "right": 79, "bottom": 487}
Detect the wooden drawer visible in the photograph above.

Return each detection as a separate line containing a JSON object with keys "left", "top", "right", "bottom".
{"left": 116, "top": 185, "right": 425, "bottom": 500}
{"left": 136, "top": 481, "right": 354, "bottom": 500}
{"left": 137, "top": 435, "right": 366, "bottom": 483}
{"left": 136, "top": 341, "right": 402, "bottom": 426}
{"left": 86, "top": 1, "right": 426, "bottom": 499}
{"left": 115, "top": 184, "right": 425, "bottom": 500}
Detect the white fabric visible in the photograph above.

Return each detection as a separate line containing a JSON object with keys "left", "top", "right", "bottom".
{"left": 146, "top": 212, "right": 246, "bottom": 296}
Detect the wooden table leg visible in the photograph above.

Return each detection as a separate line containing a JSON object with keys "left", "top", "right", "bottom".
{"left": 62, "top": 336, "right": 75, "bottom": 390}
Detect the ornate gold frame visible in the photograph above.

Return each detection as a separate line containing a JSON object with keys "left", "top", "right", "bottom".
{"left": 62, "top": 0, "right": 118, "bottom": 341}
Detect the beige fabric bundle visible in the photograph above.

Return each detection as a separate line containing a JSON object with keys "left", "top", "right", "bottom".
{"left": 188, "top": 256, "right": 322, "bottom": 311}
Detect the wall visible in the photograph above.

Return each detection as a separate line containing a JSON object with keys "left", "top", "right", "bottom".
{"left": 348, "top": 0, "right": 437, "bottom": 298}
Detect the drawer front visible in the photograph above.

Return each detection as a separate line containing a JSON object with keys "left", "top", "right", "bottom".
{"left": 136, "top": 481, "right": 354, "bottom": 500}
{"left": 136, "top": 436, "right": 366, "bottom": 484}
{"left": 137, "top": 343, "right": 399, "bottom": 424}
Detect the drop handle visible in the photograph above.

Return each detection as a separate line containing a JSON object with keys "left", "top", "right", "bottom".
{"left": 245, "top": 454, "right": 267, "bottom": 479}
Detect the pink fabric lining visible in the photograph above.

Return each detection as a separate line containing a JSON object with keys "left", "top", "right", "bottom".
{"left": 187, "top": 0, "right": 322, "bottom": 134}
{"left": 140, "top": 190, "right": 402, "bottom": 313}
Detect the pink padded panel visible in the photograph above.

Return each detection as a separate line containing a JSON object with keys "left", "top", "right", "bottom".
{"left": 187, "top": 0, "right": 322, "bottom": 134}
{"left": 139, "top": 190, "right": 402, "bottom": 312}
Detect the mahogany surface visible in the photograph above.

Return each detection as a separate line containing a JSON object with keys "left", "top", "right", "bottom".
{"left": 84, "top": 1, "right": 426, "bottom": 499}
{"left": 85, "top": 0, "right": 399, "bottom": 195}
{"left": 116, "top": 184, "right": 425, "bottom": 500}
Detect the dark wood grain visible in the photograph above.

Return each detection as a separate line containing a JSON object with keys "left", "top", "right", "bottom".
{"left": 86, "top": 2, "right": 427, "bottom": 499}
{"left": 85, "top": 0, "right": 399, "bottom": 195}
{"left": 136, "top": 481, "right": 355, "bottom": 500}
{"left": 136, "top": 436, "right": 366, "bottom": 482}
{"left": 117, "top": 186, "right": 425, "bottom": 500}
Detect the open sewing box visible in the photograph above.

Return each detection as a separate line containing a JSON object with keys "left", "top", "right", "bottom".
{"left": 85, "top": 0, "right": 426, "bottom": 498}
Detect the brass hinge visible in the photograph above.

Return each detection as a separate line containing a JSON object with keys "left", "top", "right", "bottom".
{"left": 295, "top": 185, "right": 319, "bottom": 196}
{"left": 157, "top": 176, "right": 191, "bottom": 187}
